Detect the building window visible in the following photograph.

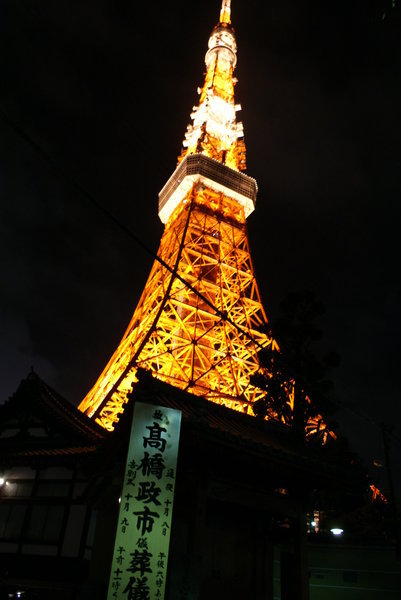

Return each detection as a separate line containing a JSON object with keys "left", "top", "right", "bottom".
{"left": 0, "top": 504, "right": 27, "bottom": 540}
{"left": 25, "top": 505, "right": 65, "bottom": 544}
{"left": 36, "top": 482, "right": 70, "bottom": 497}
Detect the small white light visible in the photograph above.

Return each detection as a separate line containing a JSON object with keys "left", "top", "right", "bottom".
{"left": 311, "top": 521, "right": 316, "bottom": 527}
{"left": 0, "top": 477, "right": 5, "bottom": 486}
{"left": 330, "top": 528, "right": 344, "bottom": 536}
{"left": 118, "top": 497, "right": 121, "bottom": 504}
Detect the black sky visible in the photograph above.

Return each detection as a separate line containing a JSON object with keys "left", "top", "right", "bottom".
{"left": 0, "top": 0, "right": 400, "bottom": 488}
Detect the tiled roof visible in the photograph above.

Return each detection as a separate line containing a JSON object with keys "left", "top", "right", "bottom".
{"left": 1, "top": 370, "right": 362, "bottom": 490}
{"left": 37, "top": 377, "right": 105, "bottom": 441}
{"left": 131, "top": 370, "right": 359, "bottom": 485}
{"left": 1, "top": 371, "right": 105, "bottom": 442}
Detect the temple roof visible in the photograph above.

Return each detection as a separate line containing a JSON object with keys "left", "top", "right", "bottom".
{"left": 127, "top": 370, "right": 364, "bottom": 493}
{"left": 0, "top": 371, "right": 105, "bottom": 465}
{"left": 1, "top": 371, "right": 364, "bottom": 497}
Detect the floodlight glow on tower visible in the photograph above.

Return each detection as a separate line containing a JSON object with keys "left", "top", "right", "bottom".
{"left": 78, "top": 1, "right": 333, "bottom": 442}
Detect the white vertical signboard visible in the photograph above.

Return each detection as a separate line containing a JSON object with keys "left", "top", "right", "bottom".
{"left": 107, "top": 401, "right": 182, "bottom": 600}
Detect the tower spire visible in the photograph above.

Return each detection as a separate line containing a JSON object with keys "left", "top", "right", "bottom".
{"left": 178, "top": 0, "right": 246, "bottom": 173}
{"left": 220, "top": 0, "right": 231, "bottom": 24}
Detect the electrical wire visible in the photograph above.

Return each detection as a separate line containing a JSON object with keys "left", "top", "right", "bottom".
{"left": 0, "top": 104, "right": 270, "bottom": 353}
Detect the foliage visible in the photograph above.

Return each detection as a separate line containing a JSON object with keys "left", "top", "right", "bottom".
{"left": 252, "top": 291, "right": 340, "bottom": 442}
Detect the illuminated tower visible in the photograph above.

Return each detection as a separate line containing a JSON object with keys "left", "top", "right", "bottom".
{"left": 79, "top": 0, "right": 277, "bottom": 431}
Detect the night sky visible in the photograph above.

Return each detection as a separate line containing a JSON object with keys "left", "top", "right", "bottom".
{"left": 1, "top": 0, "right": 400, "bottom": 490}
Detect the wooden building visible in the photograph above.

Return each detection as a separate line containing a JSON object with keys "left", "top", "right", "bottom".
{"left": 0, "top": 370, "right": 375, "bottom": 599}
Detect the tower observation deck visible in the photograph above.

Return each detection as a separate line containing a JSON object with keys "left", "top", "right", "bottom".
{"left": 78, "top": 1, "right": 295, "bottom": 433}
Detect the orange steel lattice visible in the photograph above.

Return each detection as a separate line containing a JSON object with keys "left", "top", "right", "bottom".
{"left": 79, "top": 182, "right": 276, "bottom": 430}
{"left": 78, "top": 1, "right": 277, "bottom": 430}
{"left": 79, "top": 1, "right": 333, "bottom": 439}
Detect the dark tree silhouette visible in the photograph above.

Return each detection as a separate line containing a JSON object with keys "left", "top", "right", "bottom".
{"left": 251, "top": 291, "right": 340, "bottom": 444}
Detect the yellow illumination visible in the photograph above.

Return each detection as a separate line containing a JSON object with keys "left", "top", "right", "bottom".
{"left": 220, "top": 0, "right": 232, "bottom": 24}
{"left": 179, "top": 0, "right": 246, "bottom": 172}
{"left": 79, "top": 1, "right": 333, "bottom": 443}
{"left": 79, "top": 190, "right": 274, "bottom": 430}
{"left": 370, "top": 484, "right": 388, "bottom": 503}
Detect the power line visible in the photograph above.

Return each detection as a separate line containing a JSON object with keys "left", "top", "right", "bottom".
{"left": 335, "top": 397, "right": 401, "bottom": 450}
{"left": 0, "top": 104, "right": 270, "bottom": 352}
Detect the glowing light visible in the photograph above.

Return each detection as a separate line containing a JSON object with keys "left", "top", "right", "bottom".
{"left": 330, "top": 528, "right": 344, "bottom": 536}
{"left": 78, "top": 0, "right": 264, "bottom": 428}
{"left": 220, "top": 0, "right": 231, "bottom": 24}
{"left": 78, "top": 0, "right": 334, "bottom": 441}
{"left": 370, "top": 484, "right": 388, "bottom": 504}
{"left": 158, "top": 154, "right": 256, "bottom": 223}
{"left": 179, "top": 0, "right": 246, "bottom": 172}
{"left": 79, "top": 188, "right": 274, "bottom": 430}
{"left": 0, "top": 477, "right": 5, "bottom": 486}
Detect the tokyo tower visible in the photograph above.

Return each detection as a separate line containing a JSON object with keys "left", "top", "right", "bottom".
{"left": 79, "top": 0, "right": 277, "bottom": 431}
